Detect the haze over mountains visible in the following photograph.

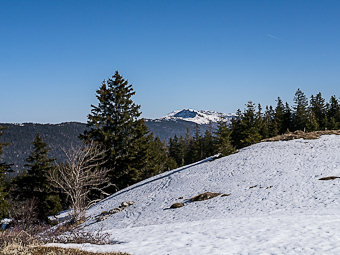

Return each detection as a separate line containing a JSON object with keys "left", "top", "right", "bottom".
{"left": 0, "top": 109, "right": 235, "bottom": 172}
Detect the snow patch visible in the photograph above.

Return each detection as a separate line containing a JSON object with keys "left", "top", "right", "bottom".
{"left": 159, "top": 109, "right": 235, "bottom": 125}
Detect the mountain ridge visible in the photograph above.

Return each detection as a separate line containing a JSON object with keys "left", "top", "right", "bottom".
{"left": 0, "top": 109, "right": 234, "bottom": 172}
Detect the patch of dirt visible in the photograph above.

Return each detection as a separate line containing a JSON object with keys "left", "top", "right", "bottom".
{"left": 221, "top": 193, "right": 230, "bottom": 197}
{"left": 262, "top": 130, "right": 340, "bottom": 142}
{"left": 318, "top": 176, "right": 340, "bottom": 181}
{"left": 96, "top": 201, "right": 134, "bottom": 222}
{"left": 189, "top": 192, "right": 221, "bottom": 202}
{"left": 168, "top": 192, "right": 230, "bottom": 209}
{"left": 170, "top": 202, "right": 184, "bottom": 209}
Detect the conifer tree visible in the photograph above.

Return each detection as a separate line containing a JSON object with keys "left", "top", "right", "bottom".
{"left": 274, "top": 97, "right": 286, "bottom": 134}
{"left": 292, "top": 89, "right": 309, "bottom": 131}
{"left": 169, "top": 135, "right": 185, "bottom": 167}
{"left": 327, "top": 96, "right": 340, "bottom": 129}
{"left": 141, "top": 136, "right": 169, "bottom": 179}
{"left": 230, "top": 109, "right": 243, "bottom": 148}
{"left": 81, "top": 71, "right": 151, "bottom": 191}
{"left": 202, "top": 122, "right": 215, "bottom": 158}
{"left": 283, "top": 102, "right": 292, "bottom": 132}
{"left": 192, "top": 124, "right": 203, "bottom": 162}
{"left": 306, "top": 110, "right": 319, "bottom": 131}
{"left": 214, "top": 120, "right": 235, "bottom": 156}
{"left": 239, "top": 101, "right": 262, "bottom": 147}
{"left": 261, "top": 106, "right": 278, "bottom": 138}
{"left": 310, "top": 93, "right": 326, "bottom": 129}
{"left": 21, "top": 134, "right": 62, "bottom": 221}
{"left": 12, "top": 134, "right": 62, "bottom": 221}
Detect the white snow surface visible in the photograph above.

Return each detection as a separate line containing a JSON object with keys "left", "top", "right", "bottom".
{"left": 159, "top": 109, "right": 235, "bottom": 124}
{"left": 54, "top": 135, "right": 340, "bottom": 254}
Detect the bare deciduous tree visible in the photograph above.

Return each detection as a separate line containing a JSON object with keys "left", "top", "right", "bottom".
{"left": 48, "top": 142, "right": 111, "bottom": 222}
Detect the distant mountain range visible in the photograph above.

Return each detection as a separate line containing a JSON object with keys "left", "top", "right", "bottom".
{"left": 0, "top": 109, "right": 235, "bottom": 173}
{"left": 157, "top": 109, "right": 235, "bottom": 125}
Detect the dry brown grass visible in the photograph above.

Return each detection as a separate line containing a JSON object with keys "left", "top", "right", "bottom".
{"left": 262, "top": 130, "right": 340, "bottom": 142}
{"left": 0, "top": 222, "right": 127, "bottom": 255}
{"left": 1, "top": 244, "right": 129, "bottom": 255}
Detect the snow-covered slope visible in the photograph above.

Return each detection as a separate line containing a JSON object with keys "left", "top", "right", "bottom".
{"left": 57, "top": 135, "right": 340, "bottom": 254}
{"left": 159, "top": 109, "right": 235, "bottom": 124}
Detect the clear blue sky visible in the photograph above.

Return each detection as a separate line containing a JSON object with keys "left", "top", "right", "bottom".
{"left": 1, "top": 0, "right": 340, "bottom": 123}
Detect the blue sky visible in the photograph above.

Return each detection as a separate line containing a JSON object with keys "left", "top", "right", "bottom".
{"left": 1, "top": 0, "right": 340, "bottom": 123}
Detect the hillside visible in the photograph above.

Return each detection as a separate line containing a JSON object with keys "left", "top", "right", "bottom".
{"left": 53, "top": 135, "right": 340, "bottom": 254}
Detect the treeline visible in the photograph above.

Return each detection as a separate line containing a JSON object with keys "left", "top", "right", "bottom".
{"left": 158, "top": 89, "right": 340, "bottom": 168}
{"left": 1, "top": 70, "right": 340, "bottom": 225}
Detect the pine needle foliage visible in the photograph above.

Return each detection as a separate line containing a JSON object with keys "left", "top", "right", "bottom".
{"left": 80, "top": 71, "right": 151, "bottom": 191}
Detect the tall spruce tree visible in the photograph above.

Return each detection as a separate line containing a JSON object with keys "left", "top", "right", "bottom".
{"left": 310, "top": 93, "right": 326, "bottom": 129}
{"left": 239, "top": 101, "right": 262, "bottom": 147}
{"left": 283, "top": 102, "right": 292, "bottom": 132}
{"left": 327, "top": 96, "right": 340, "bottom": 129}
{"left": 274, "top": 97, "right": 286, "bottom": 134}
{"left": 202, "top": 122, "right": 215, "bottom": 158}
{"left": 214, "top": 119, "right": 235, "bottom": 156}
{"left": 293, "top": 89, "right": 309, "bottom": 131}
{"left": 81, "top": 71, "right": 150, "bottom": 191}
{"left": 230, "top": 109, "right": 243, "bottom": 148}
{"left": 16, "top": 134, "right": 62, "bottom": 221}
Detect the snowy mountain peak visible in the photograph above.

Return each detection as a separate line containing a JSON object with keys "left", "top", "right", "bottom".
{"left": 160, "top": 109, "right": 235, "bottom": 125}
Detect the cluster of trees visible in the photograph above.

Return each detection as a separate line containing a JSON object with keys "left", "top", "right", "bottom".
{"left": 154, "top": 89, "right": 340, "bottom": 169}
{"left": 1, "top": 70, "right": 340, "bottom": 225}
{"left": 229, "top": 89, "right": 340, "bottom": 149}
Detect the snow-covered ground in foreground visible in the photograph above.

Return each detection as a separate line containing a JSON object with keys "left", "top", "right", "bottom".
{"left": 51, "top": 214, "right": 340, "bottom": 255}
{"left": 53, "top": 135, "right": 340, "bottom": 254}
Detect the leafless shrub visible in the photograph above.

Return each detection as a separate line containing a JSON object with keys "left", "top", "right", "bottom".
{"left": 45, "top": 228, "right": 113, "bottom": 245}
{"left": 9, "top": 198, "right": 39, "bottom": 229}
{"left": 0, "top": 220, "right": 125, "bottom": 254}
{"left": 0, "top": 223, "right": 48, "bottom": 249}
{"left": 48, "top": 142, "right": 112, "bottom": 223}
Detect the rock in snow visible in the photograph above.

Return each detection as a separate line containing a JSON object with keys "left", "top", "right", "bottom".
{"left": 53, "top": 135, "right": 340, "bottom": 254}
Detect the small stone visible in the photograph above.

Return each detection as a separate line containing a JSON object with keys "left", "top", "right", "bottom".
{"left": 120, "top": 202, "right": 129, "bottom": 208}
{"left": 109, "top": 208, "right": 121, "bottom": 214}
{"left": 170, "top": 202, "right": 184, "bottom": 209}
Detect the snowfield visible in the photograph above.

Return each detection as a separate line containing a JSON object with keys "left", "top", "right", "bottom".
{"left": 160, "top": 109, "right": 235, "bottom": 124}
{"left": 53, "top": 135, "right": 340, "bottom": 254}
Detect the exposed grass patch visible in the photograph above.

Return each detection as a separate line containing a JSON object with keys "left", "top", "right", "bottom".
{"left": 1, "top": 245, "right": 129, "bottom": 255}
{"left": 262, "top": 130, "right": 340, "bottom": 142}
{"left": 0, "top": 220, "right": 126, "bottom": 255}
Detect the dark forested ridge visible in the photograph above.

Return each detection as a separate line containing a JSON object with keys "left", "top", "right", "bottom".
{"left": 0, "top": 119, "right": 214, "bottom": 173}
{"left": 0, "top": 122, "right": 86, "bottom": 173}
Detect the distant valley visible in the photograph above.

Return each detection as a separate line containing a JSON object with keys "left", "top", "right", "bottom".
{"left": 0, "top": 109, "right": 234, "bottom": 172}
